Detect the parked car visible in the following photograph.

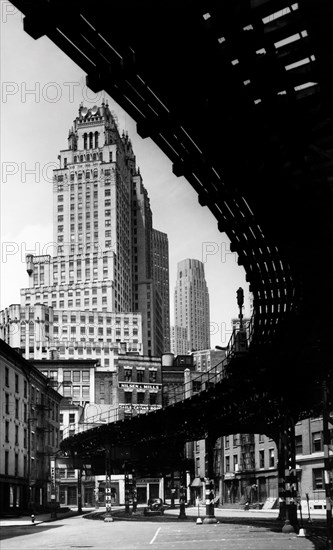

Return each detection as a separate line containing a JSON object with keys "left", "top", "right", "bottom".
{"left": 144, "top": 498, "right": 164, "bottom": 516}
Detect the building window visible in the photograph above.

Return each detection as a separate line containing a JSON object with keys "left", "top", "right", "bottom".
{"left": 73, "top": 386, "right": 80, "bottom": 399}
{"left": 269, "top": 448, "right": 275, "bottom": 467}
{"left": 63, "top": 386, "right": 71, "bottom": 398}
{"left": 15, "top": 454, "right": 19, "bottom": 476}
{"left": 5, "top": 421, "right": 9, "bottom": 442}
{"left": 313, "top": 468, "right": 324, "bottom": 490}
{"left": 295, "top": 435, "right": 303, "bottom": 455}
{"left": 69, "top": 413, "right": 75, "bottom": 424}
{"left": 259, "top": 450, "right": 265, "bottom": 468}
{"left": 149, "top": 370, "right": 157, "bottom": 383}
{"left": 149, "top": 393, "right": 157, "bottom": 405}
{"left": 5, "top": 451, "right": 9, "bottom": 475}
{"left": 63, "top": 371, "right": 71, "bottom": 381}
{"left": 15, "top": 425, "right": 19, "bottom": 446}
{"left": 125, "top": 392, "right": 132, "bottom": 404}
{"left": 225, "top": 436, "right": 230, "bottom": 449}
{"left": 225, "top": 456, "right": 230, "bottom": 472}
{"left": 24, "top": 380, "right": 27, "bottom": 398}
{"left": 15, "top": 399, "right": 19, "bottom": 419}
{"left": 82, "top": 371, "right": 90, "bottom": 382}
{"left": 233, "top": 455, "right": 238, "bottom": 471}
{"left": 137, "top": 370, "right": 144, "bottom": 383}
{"left": 312, "top": 432, "right": 323, "bottom": 453}
{"left": 124, "top": 369, "right": 132, "bottom": 382}
{"left": 82, "top": 386, "right": 90, "bottom": 399}
{"left": 73, "top": 371, "right": 80, "bottom": 383}
{"left": 5, "top": 367, "right": 9, "bottom": 387}
{"left": 137, "top": 392, "right": 145, "bottom": 404}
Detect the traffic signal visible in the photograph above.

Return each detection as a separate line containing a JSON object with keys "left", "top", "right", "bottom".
{"left": 237, "top": 287, "right": 244, "bottom": 307}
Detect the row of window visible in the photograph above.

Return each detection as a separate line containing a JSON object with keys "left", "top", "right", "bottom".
{"left": 4, "top": 451, "right": 21, "bottom": 477}
{"left": 58, "top": 187, "right": 111, "bottom": 201}
{"left": 225, "top": 449, "right": 275, "bottom": 472}
{"left": 123, "top": 392, "right": 158, "bottom": 405}
{"left": 5, "top": 422, "right": 27, "bottom": 447}
{"left": 223, "top": 432, "right": 330, "bottom": 458}
{"left": 53, "top": 314, "right": 136, "bottom": 324}
{"left": 122, "top": 369, "right": 157, "bottom": 383}
{"left": 56, "top": 166, "right": 112, "bottom": 182}
{"left": 42, "top": 370, "right": 90, "bottom": 383}
{"left": 5, "top": 367, "right": 28, "bottom": 396}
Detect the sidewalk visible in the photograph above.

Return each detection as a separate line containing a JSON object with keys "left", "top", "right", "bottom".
{"left": 165, "top": 505, "right": 326, "bottom": 522}
{"left": 0, "top": 507, "right": 94, "bottom": 527}
{"left": 1, "top": 504, "right": 326, "bottom": 527}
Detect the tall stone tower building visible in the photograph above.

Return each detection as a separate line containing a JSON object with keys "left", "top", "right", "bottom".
{"left": 173, "top": 258, "right": 210, "bottom": 353}
{"left": 1, "top": 103, "right": 169, "bottom": 361}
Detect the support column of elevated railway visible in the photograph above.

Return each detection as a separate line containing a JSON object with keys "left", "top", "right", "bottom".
{"left": 203, "top": 434, "right": 217, "bottom": 524}
{"left": 277, "top": 417, "right": 298, "bottom": 533}
{"left": 104, "top": 444, "right": 113, "bottom": 522}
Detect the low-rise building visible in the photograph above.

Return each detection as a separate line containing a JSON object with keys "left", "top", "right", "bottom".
{"left": 0, "top": 339, "right": 62, "bottom": 515}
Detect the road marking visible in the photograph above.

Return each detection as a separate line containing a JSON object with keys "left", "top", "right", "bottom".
{"left": 149, "top": 527, "right": 161, "bottom": 545}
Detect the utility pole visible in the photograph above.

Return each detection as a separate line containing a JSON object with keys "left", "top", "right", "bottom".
{"left": 322, "top": 379, "right": 333, "bottom": 549}
{"left": 104, "top": 445, "right": 113, "bottom": 522}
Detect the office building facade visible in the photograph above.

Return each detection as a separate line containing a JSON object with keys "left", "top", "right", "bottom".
{"left": 0, "top": 103, "right": 169, "bottom": 359}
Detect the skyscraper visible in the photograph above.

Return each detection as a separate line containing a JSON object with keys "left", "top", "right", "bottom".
{"left": 152, "top": 229, "right": 170, "bottom": 352}
{"left": 1, "top": 103, "right": 169, "bottom": 361}
{"left": 173, "top": 258, "right": 210, "bottom": 353}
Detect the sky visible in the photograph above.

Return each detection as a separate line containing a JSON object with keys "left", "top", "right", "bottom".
{"left": 0, "top": 4, "right": 250, "bottom": 349}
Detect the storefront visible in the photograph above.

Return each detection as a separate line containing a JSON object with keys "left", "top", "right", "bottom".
{"left": 223, "top": 473, "right": 240, "bottom": 503}
{"left": 136, "top": 478, "right": 163, "bottom": 504}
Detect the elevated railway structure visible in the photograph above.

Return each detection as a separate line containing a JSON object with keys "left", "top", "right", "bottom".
{"left": 10, "top": 0, "right": 333, "bottom": 530}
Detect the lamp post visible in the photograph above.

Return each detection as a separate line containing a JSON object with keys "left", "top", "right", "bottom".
{"left": 50, "top": 455, "right": 57, "bottom": 519}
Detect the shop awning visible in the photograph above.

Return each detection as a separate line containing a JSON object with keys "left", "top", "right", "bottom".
{"left": 190, "top": 477, "right": 203, "bottom": 488}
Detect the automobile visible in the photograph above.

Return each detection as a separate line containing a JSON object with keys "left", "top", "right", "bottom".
{"left": 143, "top": 497, "right": 164, "bottom": 516}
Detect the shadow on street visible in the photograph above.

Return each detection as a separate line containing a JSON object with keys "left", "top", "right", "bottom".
{"left": 0, "top": 524, "right": 63, "bottom": 541}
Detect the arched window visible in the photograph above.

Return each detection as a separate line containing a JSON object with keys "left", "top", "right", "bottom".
{"left": 83, "top": 133, "right": 87, "bottom": 149}
{"left": 94, "top": 132, "right": 99, "bottom": 148}
{"left": 89, "top": 132, "right": 93, "bottom": 149}
{"left": 87, "top": 154, "right": 90, "bottom": 161}
{"left": 93, "top": 153, "right": 97, "bottom": 161}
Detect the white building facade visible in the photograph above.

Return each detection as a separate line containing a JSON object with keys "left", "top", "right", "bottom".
{"left": 0, "top": 102, "right": 169, "bottom": 358}
{"left": 174, "top": 259, "right": 210, "bottom": 353}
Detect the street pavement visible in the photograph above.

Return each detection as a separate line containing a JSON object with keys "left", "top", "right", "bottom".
{"left": 0, "top": 505, "right": 328, "bottom": 550}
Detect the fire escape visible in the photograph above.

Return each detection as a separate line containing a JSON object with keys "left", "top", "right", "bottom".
{"left": 239, "top": 434, "right": 257, "bottom": 502}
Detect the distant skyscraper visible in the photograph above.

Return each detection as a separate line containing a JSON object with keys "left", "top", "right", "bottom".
{"left": 173, "top": 259, "right": 210, "bottom": 353}
{"left": 170, "top": 325, "right": 190, "bottom": 355}
{"left": 0, "top": 103, "right": 169, "bottom": 360}
{"left": 152, "top": 229, "right": 170, "bottom": 352}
